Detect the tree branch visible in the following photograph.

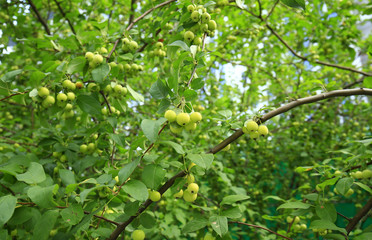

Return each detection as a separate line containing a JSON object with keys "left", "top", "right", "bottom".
{"left": 230, "top": 221, "right": 293, "bottom": 240}
{"left": 27, "top": 0, "right": 51, "bottom": 35}
{"left": 0, "top": 91, "right": 29, "bottom": 102}
{"left": 346, "top": 198, "right": 372, "bottom": 234}
{"left": 53, "top": 0, "right": 76, "bottom": 34}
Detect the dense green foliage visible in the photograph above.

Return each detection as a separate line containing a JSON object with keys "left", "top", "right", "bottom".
{"left": 0, "top": 0, "right": 372, "bottom": 239}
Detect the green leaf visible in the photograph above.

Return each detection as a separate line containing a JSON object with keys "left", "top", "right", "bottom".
{"left": 363, "top": 77, "right": 372, "bottom": 88}
{"left": 187, "top": 153, "right": 214, "bottom": 169}
{"left": 122, "top": 180, "right": 149, "bottom": 202}
{"left": 354, "top": 182, "right": 372, "bottom": 194}
{"left": 0, "top": 69, "right": 23, "bottom": 82}
{"left": 277, "top": 201, "right": 312, "bottom": 210}
{"left": 0, "top": 195, "right": 17, "bottom": 227}
{"left": 263, "top": 195, "right": 286, "bottom": 202}
{"left": 91, "top": 63, "right": 110, "bottom": 83}
{"left": 184, "top": 89, "right": 198, "bottom": 101}
{"left": 27, "top": 185, "right": 58, "bottom": 208}
{"left": 76, "top": 94, "right": 102, "bottom": 116}
{"left": 109, "top": 133, "right": 126, "bottom": 147}
{"left": 354, "top": 232, "right": 372, "bottom": 240}
{"left": 118, "top": 158, "right": 140, "bottom": 183}
{"left": 60, "top": 204, "right": 84, "bottom": 225}
{"left": 221, "top": 195, "right": 250, "bottom": 205}
{"left": 182, "top": 218, "right": 208, "bottom": 233}
{"left": 309, "top": 219, "right": 347, "bottom": 234}
{"left": 336, "top": 177, "right": 353, "bottom": 196}
{"left": 221, "top": 207, "right": 242, "bottom": 219}
{"left": 160, "top": 141, "right": 185, "bottom": 154}
{"left": 209, "top": 216, "right": 228, "bottom": 237}
{"left": 218, "top": 110, "right": 232, "bottom": 119}
{"left": 139, "top": 212, "right": 156, "bottom": 229}
{"left": 31, "top": 210, "right": 59, "bottom": 240}
{"left": 318, "top": 177, "right": 339, "bottom": 189}
{"left": 141, "top": 118, "right": 166, "bottom": 143}
{"left": 67, "top": 57, "right": 86, "bottom": 74}
{"left": 127, "top": 84, "right": 144, "bottom": 102}
{"left": 16, "top": 162, "right": 46, "bottom": 184}
{"left": 324, "top": 234, "right": 349, "bottom": 240}
{"left": 141, "top": 164, "right": 166, "bottom": 189}
{"left": 59, "top": 169, "right": 76, "bottom": 185}
{"left": 168, "top": 40, "right": 190, "bottom": 52}
{"left": 150, "top": 79, "right": 169, "bottom": 99}
{"left": 315, "top": 203, "right": 337, "bottom": 223}
{"left": 281, "top": 0, "right": 305, "bottom": 10}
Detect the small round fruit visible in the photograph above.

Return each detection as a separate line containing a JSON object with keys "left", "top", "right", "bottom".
{"left": 355, "top": 171, "right": 363, "bottom": 179}
{"left": 222, "top": 144, "right": 230, "bottom": 151}
{"left": 185, "top": 122, "right": 197, "bottom": 131}
{"left": 190, "top": 112, "right": 202, "bottom": 123}
{"left": 250, "top": 131, "right": 259, "bottom": 140}
{"left": 208, "top": 20, "right": 217, "bottom": 31}
{"left": 88, "top": 83, "right": 100, "bottom": 92}
{"left": 75, "top": 81, "right": 84, "bottom": 89}
{"left": 176, "top": 113, "right": 190, "bottom": 126}
{"left": 286, "top": 216, "right": 293, "bottom": 223}
{"left": 80, "top": 144, "right": 88, "bottom": 153}
{"left": 183, "top": 190, "right": 197, "bottom": 202}
{"left": 170, "top": 124, "right": 183, "bottom": 134}
{"left": 102, "top": 108, "right": 108, "bottom": 115}
{"left": 300, "top": 224, "right": 307, "bottom": 230}
{"left": 62, "top": 79, "right": 73, "bottom": 89}
{"left": 173, "top": 189, "right": 183, "bottom": 198}
{"left": 60, "top": 155, "right": 67, "bottom": 162}
{"left": 129, "top": 41, "right": 139, "bottom": 51}
{"left": 67, "top": 92, "right": 75, "bottom": 101}
{"left": 87, "top": 143, "right": 96, "bottom": 152}
{"left": 193, "top": 37, "right": 202, "bottom": 45}
{"left": 85, "top": 52, "right": 94, "bottom": 61}
{"left": 245, "top": 120, "right": 258, "bottom": 132}
{"left": 164, "top": 110, "right": 177, "bottom": 122}
{"left": 362, "top": 169, "right": 372, "bottom": 179}
{"left": 293, "top": 216, "right": 300, "bottom": 224}
{"left": 184, "top": 31, "right": 195, "bottom": 42}
{"left": 57, "top": 93, "right": 67, "bottom": 102}
{"left": 200, "top": 24, "right": 208, "bottom": 32}
{"left": 345, "top": 188, "right": 354, "bottom": 197}
{"left": 191, "top": 11, "right": 200, "bottom": 22}
{"left": 258, "top": 125, "right": 269, "bottom": 136}
{"left": 131, "top": 229, "right": 145, "bottom": 240}
{"left": 149, "top": 190, "right": 161, "bottom": 202}
{"left": 38, "top": 87, "right": 50, "bottom": 97}
{"left": 187, "top": 174, "right": 195, "bottom": 184}
{"left": 201, "top": 12, "right": 211, "bottom": 23}
{"left": 100, "top": 47, "right": 108, "bottom": 54}
{"left": 92, "top": 54, "right": 103, "bottom": 65}
{"left": 65, "top": 103, "right": 73, "bottom": 111}
{"left": 204, "top": 233, "right": 215, "bottom": 240}
{"left": 155, "top": 42, "right": 163, "bottom": 49}
{"left": 42, "top": 95, "right": 55, "bottom": 107}
{"left": 187, "top": 5, "right": 195, "bottom": 13}
{"left": 187, "top": 183, "right": 199, "bottom": 194}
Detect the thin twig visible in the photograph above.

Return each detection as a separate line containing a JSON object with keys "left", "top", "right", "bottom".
{"left": 265, "top": 0, "right": 280, "bottom": 20}
{"left": 27, "top": 0, "right": 51, "bottom": 35}
{"left": 231, "top": 221, "right": 293, "bottom": 240}
{"left": 53, "top": 0, "right": 76, "bottom": 34}
{"left": 0, "top": 91, "right": 29, "bottom": 102}
{"left": 337, "top": 212, "right": 351, "bottom": 222}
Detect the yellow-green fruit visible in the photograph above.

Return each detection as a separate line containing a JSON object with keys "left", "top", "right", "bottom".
{"left": 88, "top": 83, "right": 100, "bottom": 92}
{"left": 170, "top": 124, "right": 183, "bottom": 134}
{"left": 245, "top": 120, "right": 258, "bottom": 132}
{"left": 187, "top": 5, "right": 195, "bottom": 13}
{"left": 100, "top": 47, "right": 108, "bottom": 54}
{"left": 355, "top": 171, "right": 363, "bottom": 179}
{"left": 187, "top": 183, "right": 199, "bottom": 194}
{"left": 131, "top": 229, "right": 145, "bottom": 240}
{"left": 316, "top": 185, "right": 322, "bottom": 192}
{"left": 62, "top": 79, "right": 73, "bottom": 88}
{"left": 208, "top": 20, "right": 217, "bottom": 31}
{"left": 191, "top": 11, "right": 200, "bottom": 22}
{"left": 293, "top": 216, "right": 300, "bottom": 224}
{"left": 300, "top": 224, "right": 307, "bottom": 230}
{"left": 174, "top": 189, "right": 183, "bottom": 198}
{"left": 258, "top": 125, "right": 269, "bottom": 136}
{"left": 92, "top": 54, "right": 103, "bottom": 65}
{"left": 193, "top": 37, "right": 202, "bottom": 45}
{"left": 155, "top": 42, "right": 163, "bottom": 49}
{"left": 42, "top": 95, "right": 55, "bottom": 107}
{"left": 345, "top": 188, "right": 354, "bottom": 197}
{"left": 176, "top": 113, "right": 190, "bottom": 126}
{"left": 183, "top": 190, "right": 197, "bottom": 202}
{"left": 164, "top": 110, "right": 177, "bottom": 122}
{"left": 286, "top": 216, "right": 293, "bottom": 223}
{"left": 67, "top": 92, "right": 75, "bottom": 101}
{"left": 102, "top": 108, "right": 108, "bottom": 115}
{"left": 65, "top": 103, "right": 73, "bottom": 111}
{"left": 85, "top": 52, "right": 94, "bottom": 61}
{"left": 250, "top": 131, "right": 259, "bottom": 140}
{"left": 187, "top": 174, "right": 195, "bottom": 184}
{"left": 60, "top": 155, "right": 67, "bottom": 162}
{"left": 200, "top": 23, "right": 208, "bottom": 32}
{"left": 87, "top": 143, "right": 96, "bottom": 152}
{"left": 38, "top": 87, "right": 50, "bottom": 97}
{"left": 204, "top": 233, "right": 215, "bottom": 240}
{"left": 362, "top": 169, "right": 372, "bottom": 178}
{"left": 190, "top": 112, "right": 202, "bottom": 123}
{"left": 222, "top": 144, "right": 230, "bottom": 151}
{"left": 80, "top": 144, "right": 88, "bottom": 153}
{"left": 149, "top": 190, "right": 161, "bottom": 202}
{"left": 57, "top": 93, "right": 67, "bottom": 102}
{"left": 52, "top": 152, "right": 61, "bottom": 157}
{"left": 201, "top": 12, "right": 211, "bottom": 23}
{"left": 129, "top": 41, "right": 139, "bottom": 51}
{"left": 184, "top": 31, "right": 195, "bottom": 42}
{"left": 185, "top": 122, "right": 197, "bottom": 131}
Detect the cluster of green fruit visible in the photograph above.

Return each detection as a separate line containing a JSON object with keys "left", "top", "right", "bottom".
{"left": 242, "top": 120, "right": 269, "bottom": 140}
{"left": 183, "top": 3, "right": 218, "bottom": 46}
{"left": 216, "top": 0, "right": 229, "bottom": 7}
{"left": 32, "top": 87, "right": 55, "bottom": 108}
{"left": 164, "top": 110, "right": 202, "bottom": 134}
{"left": 4, "top": 111, "right": 13, "bottom": 120}
{"left": 313, "top": 228, "right": 332, "bottom": 236}
{"left": 333, "top": 187, "right": 354, "bottom": 197}
{"left": 52, "top": 152, "right": 67, "bottom": 163}
{"left": 148, "top": 42, "right": 166, "bottom": 57}
{"left": 85, "top": 51, "right": 104, "bottom": 69}
{"left": 286, "top": 216, "right": 307, "bottom": 233}
{"left": 122, "top": 37, "right": 139, "bottom": 53}
{"left": 173, "top": 173, "right": 199, "bottom": 203}
{"left": 350, "top": 169, "right": 372, "bottom": 179}
{"left": 131, "top": 229, "right": 145, "bottom": 240}
{"left": 79, "top": 142, "right": 97, "bottom": 154}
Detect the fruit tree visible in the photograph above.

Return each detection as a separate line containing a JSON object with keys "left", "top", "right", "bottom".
{"left": 0, "top": 0, "right": 372, "bottom": 239}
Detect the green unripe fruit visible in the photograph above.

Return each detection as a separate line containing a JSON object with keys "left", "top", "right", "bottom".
{"left": 63, "top": 110, "right": 74, "bottom": 118}
{"left": 170, "top": 124, "right": 183, "bottom": 134}
{"left": 190, "top": 112, "right": 202, "bottom": 123}
{"left": 193, "top": 37, "right": 202, "bottom": 45}
{"left": 124, "top": 64, "right": 131, "bottom": 71}
{"left": 109, "top": 62, "right": 117, "bottom": 68}
{"left": 164, "top": 110, "right": 177, "bottom": 122}
{"left": 183, "top": 190, "right": 197, "bottom": 202}
{"left": 155, "top": 42, "right": 163, "bottom": 49}
{"left": 60, "top": 155, "right": 67, "bottom": 162}
{"left": 38, "top": 87, "right": 50, "bottom": 97}
{"left": 118, "top": 63, "right": 124, "bottom": 71}
{"left": 174, "top": 189, "right": 183, "bottom": 198}
{"left": 104, "top": 85, "right": 112, "bottom": 94}
{"left": 300, "top": 224, "right": 307, "bottom": 230}
{"left": 131, "top": 230, "right": 145, "bottom": 240}
{"left": 85, "top": 52, "right": 94, "bottom": 61}
{"left": 293, "top": 224, "right": 301, "bottom": 232}
{"left": 80, "top": 144, "right": 88, "bottom": 153}
{"left": 176, "top": 113, "right": 190, "bottom": 126}
{"left": 293, "top": 216, "right": 300, "bottom": 224}
{"left": 222, "top": 144, "right": 230, "bottom": 151}
{"left": 208, "top": 20, "right": 217, "bottom": 31}
{"left": 201, "top": 12, "right": 211, "bottom": 23}
{"left": 42, "top": 95, "right": 55, "bottom": 107}
{"left": 187, "top": 174, "right": 195, "bottom": 184}
{"left": 87, "top": 83, "right": 100, "bottom": 92}
{"left": 65, "top": 103, "right": 73, "bottom": 111}
{"left": 355, "top": 171, "right": 363, "bottom": 179}
{"left": 362, "top": 169, "right": 372, "bottom": 178}
{"left": 258, "top": 125, "right": 269, "bottom": 136}
{"left": 110, "top": 106, "right": 116, "bottom": 113}
{"left": 187, "top": 183, "right": 199, "bottom": 194}
{"left": 185, "top": 122, "right": 197, "bottom": 131}
{"left": 122, "top": 87, "right": 128, "bottom": 95}
{"left": 200, "top": 23, "right": 208, "bottom": 32}
{"left": 102, "top": 108, "right": 108, "bottom": 115}
{"left": 250, "top": 131, "right": 259, "bottom": 140}
{"left": 345, "top": 188, "right": 354, "bottom": 197}
{"left": 87, "top": 143, "right": 96, "bottom": 152}
{"left": 286, "top": 216, "right": 293, "bottom": 223}
{"left": 92, "top": 54, "right": 103, "bottom": 65}
{"left": 131, "top": 64, "right": 139, "bottom": 71}
{"left": 187, "top": 5, "right": 195, "bottom": 13}
{"left": 129, "top": 41, "right": 138, "bottom": 51}
{"left": 57, "top": 93, "right": 67, "bottom": 102}
{"left": 204, "top": 233, "right": 215, "bottom": 240}
{"left": 245, "top": 120, "right": 258, "bottom": 132}
{"left": 52, "top": 152, "right": 61, "bottom": 158}
{"left": 149, "top": 190, "right": 161, "bottom": 202}
{"left": 191, "top": 11, "right": 200, "bottom": 22}
{"left": 114, "top": 84, "right": 123, "bottom": 94}
{"left": 316, "top": 185, "right": 322, "bottom": 192}
{"left": 122, "top": 38, "right": 130, "bottom": 45}
{"left": 100, "top": 47, "right": 108, "bottom": 54}
{"left": 62, "top": 79, "right": 72, "bottom": 89}
{"left": 67, "top": 92, "right": 75, "bottom": 101}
